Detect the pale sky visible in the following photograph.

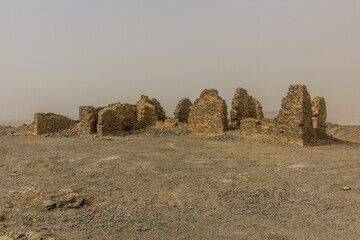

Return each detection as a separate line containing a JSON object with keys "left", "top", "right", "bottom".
{"left": 1, "top": 0, "right": 360, "bottom": 125}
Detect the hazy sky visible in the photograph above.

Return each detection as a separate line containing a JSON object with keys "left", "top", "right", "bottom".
{"left": 1, "top": 0, "right": 360, "bottom": 125}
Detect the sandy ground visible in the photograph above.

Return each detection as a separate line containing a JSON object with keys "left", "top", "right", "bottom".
{"left": 1, "top": 133, "right": 360, "bottom": 240}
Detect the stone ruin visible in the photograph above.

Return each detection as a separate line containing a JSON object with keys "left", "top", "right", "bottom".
{"left": 33, "top": 113, "right": 76, "bottom": 135}
{"left": 275, "top": 84, "right": 315, "bottom": 145}
{"left": 78, "top": 106, "right": 103, "bottom": 135}
{"left": 312, "top": 96, "right": 327, "bottom": 138}
{"left": 174, "top": 98, "right": 192, "bottom": 123}
{"left": 25, "top": 83, "right": 329, "bottom": 145}
{"left": 97, "top": 103, "right": 139, "bottom": 136}
{"left": 136, "top": 95, "right": 166, "bottom": 129}
{"left": 31, "top": 95, "right": 166, "bottom": 136}
{"left": 188, "top": 89, "right": 228, "bottom": 135}
{"left": 230, "top": 88, "right": 264, "bottom": 128}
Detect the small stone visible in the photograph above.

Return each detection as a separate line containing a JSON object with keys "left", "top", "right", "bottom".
{"left": 0, "top": 215, "right": 5, "bottom": 222}
{"left": 341, "top": 187, "right": 351, "bottom": 191}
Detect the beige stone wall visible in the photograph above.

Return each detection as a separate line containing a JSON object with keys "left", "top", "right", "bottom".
{"left": 188, "top": 89, "right": 228, "bottom": 135}
{"left": 137, "top": 95, "right": 166, "bottom": 128}
{"left": 230, "top": 88, "right": 264, "bottom": 127}
{"left": 97, "top": 103, "right": 138, "bottom": 136}
{"left": 174, "top": 98, "right": 192, "bottom": 123}
{"left": 78, "top": 106, "right": 103, "bottom": 135}
{"left": 312, "top": 97, "right": 327, "bottom": 138}
{"left": 276, "top": 84, "right": 314, "bottom": 145}
{"left": 33, "top": 113, "right": 76, "bottom": 135}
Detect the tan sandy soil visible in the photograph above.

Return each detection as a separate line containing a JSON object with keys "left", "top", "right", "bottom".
{"left": 327, "top": 123, "right": 360, "bottom": 142}
{"left": 1, "top": 134, "right": 360, "bottom": 239}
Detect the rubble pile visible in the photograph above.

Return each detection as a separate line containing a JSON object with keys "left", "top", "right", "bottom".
{"left": 188, "top": 89, "right": 228, "bottom": 135}
{"left": 174, "top": 98, "right": 192, "bottom": 123}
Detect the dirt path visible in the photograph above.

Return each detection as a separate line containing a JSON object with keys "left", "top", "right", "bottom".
{"left": 1, "top": 135, "right": 360, "bottom": 239}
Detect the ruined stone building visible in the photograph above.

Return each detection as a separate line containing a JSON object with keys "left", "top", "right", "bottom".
{"left": 30, "top": 83, "right": 328, "bottom": 145}
{"left": 275, "top": 84, "right": 314, "bottom": 145}
{"left": 174, "top": 98, "right": 192, "bottom": 123}
{"left": 33, "top": 113, "right": 76, "bottom": 135}
{"left": 188, "top": 89, "right": 228, "bottom": 135}
{"left": 230, "top": 88, "right": 264, "bottom": 128}
{"left": 78, "top": 106, "right": 103, "bottom": 135}
{"left": 312, "top": 96, "right": 327, "bottom": 138}
{"left": 97, "top": 103, "right": 138, "bottom": 136}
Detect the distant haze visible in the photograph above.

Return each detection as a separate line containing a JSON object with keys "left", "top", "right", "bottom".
{"left": 1, "top": 1, "right": 360, "bottom": 125}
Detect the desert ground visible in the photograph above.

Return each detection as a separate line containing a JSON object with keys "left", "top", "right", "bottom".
{"left": 1, "top": 125, "right": 360, "bottom": 240}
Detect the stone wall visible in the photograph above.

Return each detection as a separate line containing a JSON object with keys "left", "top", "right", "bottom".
{"left": 97, "top": 103, "right": 138, "bottom": 136}
{"left": 312, "top": 97, "right": 327, "bottom": 138}
{"left": 78, "top": 106, "right": 103, "bottom": 135}
{"left": 33, "top": 113, "right": 76, "bottom": 135}
{"left": 230, "top": 88, "right": 264, "bottom": 128}
{"left": 276, "top": 84, "right": 314, "bottom": 145}
{"left": 174, "top": 98, "right": 192, "bottom": 123}
{"left": 188, "top": 89, "right": 228, "bottom": 135}
{"left": 137, "top": 95, "right": 166, "bottom": 128}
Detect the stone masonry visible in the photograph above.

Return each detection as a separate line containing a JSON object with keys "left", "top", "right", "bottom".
{"left": 136, "top": 95, "right": 166, "bottom": 128}
{"left": 174, "top": 98, "right": 192, "bottom": 123}
{"left": 276, "top": 84, "right": 314, "bottom": 145}
{"left": 312, "top": 97, "right": 327, "bottom": 138}
{"left": 33, "top": 113, "right": 76, "bottom": 135}
{"left": 78, "top": 106, "right": 103, "bottom": 135}
{"left": 188, "top": 89, "right": 228, "bottom": 135}
{"left": 230, "top": 88, "right": 264, "bottom": 128}
{"left": 97, "top": 103, "right": 138, "bottom": 136}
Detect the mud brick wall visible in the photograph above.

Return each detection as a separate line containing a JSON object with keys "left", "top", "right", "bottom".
{"left": 312, "top": 97, "right": 327, "bottom": 138}
{"left": 137, "top": 95, "right": 166, "bottom": 128}
{"left": 188, "top": 89, "right": 228, "bottom": 135}
{"left": 276, "top": 84, "right": 314, "bottom": 145}
{"left": 97, "top": 103, "right": 138, "bottom": 136}
{"left": 174, "top": 98, "right": 192, "bottom": 123}
{"left": 33, "top": 113, "right": 76, "bottom": 135}
{"left": 230, "top": 88, "right": 264, "bottom": 127}
{"left": 78, "top": 106, "right": 103, "bottom": 135}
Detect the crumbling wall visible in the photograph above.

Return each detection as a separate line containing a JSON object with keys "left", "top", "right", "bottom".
{"left": 188, "top": 89, "right": 228, "bottom": 135}
{"left": 174, "top": 98, "right": 192, "bottom": 123}
{"left": 312, "top": 97, "right": 327, "bottom": 138}
{"left": 137, "top": 95, "right": 166, "bottom": 128}
{"left": 33, "top": 113, "right": 76, "bottom": 135}
{"left": 230, "top": 88, "right": 264, "bottom": 127}
{"left": 97, "top": 103, "right": 138, "bottom": 136}
{"left": 78, "top": 106, "right": 103, "bottom": 135}
{"left": 276, "top": 84, "right": 314, "bottom": 145}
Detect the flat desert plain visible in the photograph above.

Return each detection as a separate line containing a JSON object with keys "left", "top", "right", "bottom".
{"left": 0, "top": 131, "right": 360, "bottom": 239}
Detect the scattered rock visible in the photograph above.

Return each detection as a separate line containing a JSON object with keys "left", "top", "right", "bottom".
{"left": 41, "top": 189, "right": 87, "bottom": 211}
{"left": 341, "top": 187, "right": 351, "bottom": 191}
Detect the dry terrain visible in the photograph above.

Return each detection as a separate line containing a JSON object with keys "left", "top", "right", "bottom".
{"left": 1, "top": 127, "right": 360, "bottom": 239}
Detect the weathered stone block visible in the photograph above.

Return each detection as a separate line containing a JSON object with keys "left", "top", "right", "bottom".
{"left": 312, "top": 97, "right": 327, "bottom": 138}
{"left": 33, "top": 113, "right": 76, "bottom": 135}
{"left": 188, "top": 89, "right": 228, "bottom": 135}
{"left": 174, "top": 98, "right": 192, "bottom": 123}
{"left": 276, "top": 84, "right": 314, "bottom": 145}
{"left": 97, "top": 103, "right": 138, "bottom": 136}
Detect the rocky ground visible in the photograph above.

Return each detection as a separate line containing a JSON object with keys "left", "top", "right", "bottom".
{"left": 1, "top": 126, "right": 360, "bottom": 239}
